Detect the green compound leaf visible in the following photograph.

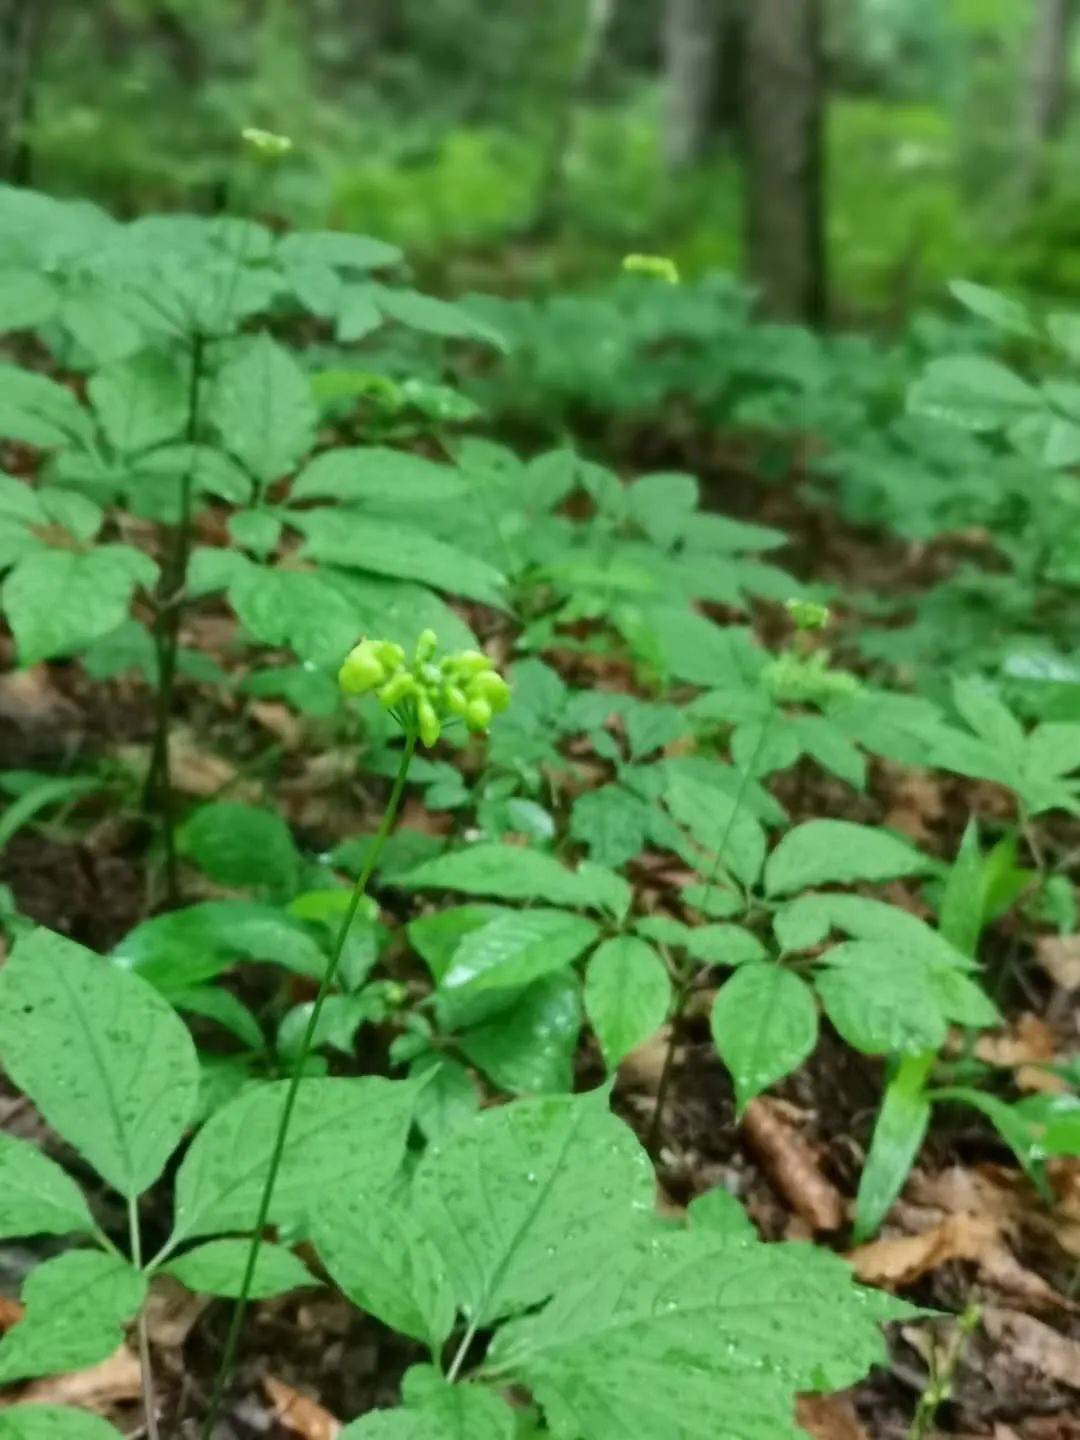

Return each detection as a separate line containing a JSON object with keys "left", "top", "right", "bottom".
{"left": 401, "top": 843, "right": 625, "bottom": 914}
{"left": 314, "top": 1185, "right": 455, "bottom": 1349}
{"left": 413, "top": 1091, "right": 654, "bottom": 1327}
{"left": 711, "top": 965, "right": 818, "bottom": 1114}
{"left": 0, "top": 928, "right": 199, "bottom": 1198}
{"left": 434, "top": 909, "right": 599, "bottom": 1030}
{"left": 664, "top": 771, "right": 767, "bottom": 888}
{"left": 814, "top": 945, "right": 948, "bottom": 1055}
{"left": 0, "top": 1409, "right": 124, "bottom": 1439}
{"left": 0, "top": 1252, "right": 146, "bottom": 1385}
{"left": 164, "top": 1238, "right": 316, "bottom": 1299}
{"left": 0, "top": 1132, "right": 94, "bottom": 1241}
{"left": 764, "top": 820, "right": 933, "bottom": 897}
{"left": 459, "top": 972, "right": 583, "bottom": 1096}
{"left": 585, "top": 938, "right": 671, "bottom": 1071}
{"left": 488, "top": 1227, "right": 912, "bottom": 1440}
{"left": 209, "top": 333, "right": 316, "bottom": 483}
{"left": 3, "top": 545, "right": 158, "bottom": 666}
{"left": 170, "top": 1076, "right": 420, "bottom": 1244}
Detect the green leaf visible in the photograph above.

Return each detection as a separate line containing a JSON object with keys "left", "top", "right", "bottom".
{"left": 88, "top": 351, "right": 189, "bottom": 453}
{"left": 0, "top": 1408, "right": 124, "bottom": 1439}
{"left": 177, "top": 802, "right": 300, "bottom": 896}
{"left": 687, "top": 1187, "right": 757, "bottom": 1242}
{"left": 401, "top": 844, "right": 615, "bottom": 913}
{"left": 634, "top": 918, "right": 765, "bottom": 966}
{"left": 413, "top": 1091, "right": 654, "bottom": 1326}
{"left": 815, "top": 945, "right": 947, "bottom": 1055}
{"left": 0, "top": 1132, "right": 94, "bottom": 1240}
{"left": 113, "top": 900, "right": 329, "bottom": 991}
{"left": 0, "top": 268, "right": 59, "bottom": 331}
{"left": 490, "top": 1227, "right": 910, "bottom": 1440}
{"left": 340, "top": 1417, "right": 435, "bottom": 1440}
{"left": 291, "top": 447, "right": 469, "bottom": 509}
{"left": 164, "top": 1238, "right": 315, "bottom": 1299}
{"left": 436, "top": 909, "right": 599, "bottom": 1030}
{"left": 227, "top": 507, "right": 282, "bottom": 556}
{"left": 570, "top": 785, "right": 651, "bottom": 868}
{"left": 278, "top": 230, "right": 402, "bottom": 272}
{"left": 375, "top": 286, "right": 506, "bottom": 349}
{"left": 664, "top": 771, "right": 767, "bottom": 888}
{"left": 0, "top": 928, "right": 199, "bottom": 1197}
{"left": 400, "top": 1367, "right": 516, "bottom": 1440}
{"left": 711, "top": 965, "right": 818, "bottom": 1113}
{"left": 0, "top": 365, "right": 92, "bottom": 449}
{"left": 171, "top": 986, "right": 266, "bottom": 1051}
{"left": 293, "top": 510, "right": 507, "bottom": 609}
{"left": 0, "top": 1252, "right": 146, "bottom": 1385}
{"left": 314, "top": 1185, "right": 454, "bottom": 1348}
{"left": 853, "top": 1053, "right": 933, "bottom": 1243}
{"left": 209, "top": 334, "right": 316, "bottom": 483}
{"left": 408, "top": 905, "right": 505, "bottom": 982}
{"left": 765, "top": 820, "right": 932, "bottom": 896}
{"left": 948, "top": 280, "right": 1036, "bottom": 338}
{"left": 627, "top": 472, "right": 699, "bottom": 548}
{"left": 459, "top": 972, "right": 583, "bottom": 1095}
{"left": 170, "top": 1076, "right": 419, "bottom": 1244}
{"left": 908, "top": 355, "right": 1041, "bottom": 432}
{"left": 641, "top": 609, "right": 765, "bottom": 689}
{"left": 3, "top": 545, "right": 157, "bottom": 665}
{"left": 585, "top": 938, "right": 671, "bottom": 1070}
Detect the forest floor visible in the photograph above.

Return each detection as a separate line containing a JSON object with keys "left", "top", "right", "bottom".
{"left": 0, "top": 422, "right": 1078, "bottom": 1440}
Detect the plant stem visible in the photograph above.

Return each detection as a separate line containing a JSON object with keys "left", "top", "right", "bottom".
{"left": 445, "top": 1318, "right": 480, "bottom": 1384}
{"left": 128, "top": 1196, "right": 160, "bottom": 1440}
{"left": 144, "top": 329, "right": 206, "bottom": 906}
{"left": 200, "top": 732, "right": 418, "bottom": 1440}
{"left": 906, "top": 1301, "right": 981, "bottom": 1440}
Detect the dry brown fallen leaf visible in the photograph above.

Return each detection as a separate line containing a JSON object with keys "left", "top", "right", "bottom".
{"left": 847, "top": 1214, "right": 998, "bottom": 1286}
{"left": 982, "top": 1308, "right": 1080, "bottom": 1390}
{"left": 976, "top": 1014, "right": 1057, "bottom": 1070}
{"left": 795, "top": 1393, "right": 869, "bottom": 1440}
{"left": 0, "top": 1299, "right": 23, "bottom": 1331}
{"left": 618, "top": 1026, "right": 672, "bottom": 1094}
{"left": 142, "top": 1275, "right": 210, "bottom": 1348}
{"left": 1036, "top": 935, "right": 1080, "bottom": 991}
{"left": 5, "top": 1346, "right": 142, "bottom": 1412}
{"left": 741, "top": 1097, "right": 845, "bottom": 1232}
{"left": 263, "top": 1375, "right": 342, "bottom": 1440}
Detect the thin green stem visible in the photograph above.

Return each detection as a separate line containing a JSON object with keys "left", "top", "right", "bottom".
{"left": 445, "top": 1318, "right": 480, "bottom": 1384}
{"left": 128, "top": 1196, "right": 160, "bottom": 1440}
{"left": 200, "top": 732, "right": 418, "bottom": 1440}
{"left": 145, "top": 330, "right": 206, "bottom": 906}
{"left": 906, "top": 1301, "right": 981, "bottom": 1440}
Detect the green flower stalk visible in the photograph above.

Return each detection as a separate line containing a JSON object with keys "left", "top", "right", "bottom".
{"left": 202, "top": 632, "right": 508, "bottom": 1439}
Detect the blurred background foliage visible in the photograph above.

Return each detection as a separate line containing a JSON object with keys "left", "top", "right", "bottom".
{"left": 12, "top": 0, "right": 1080, "bottom": 313}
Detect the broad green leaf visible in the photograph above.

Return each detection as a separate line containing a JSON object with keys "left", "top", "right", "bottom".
{"left": 570, "top": 785, "right": 651, "bottom": 868}
{"left": 640, "top": 609, "right": 766, "bottom": 689}
{"left": 853, "top": 1053, "right": 933, "bottom": 1243}
{"left": 0, "top": 1132, "right": 94, "bottom": 1240}
{"left": 937, "top": 819, "right": 986, "bottom": 957}
{"left": 291, "top": 447, "right": 468, "bottom": 508}
{"left": 0, "top": 1252, "right": 146, "bottom": 1385}
{"left": 164, "top": 1238, "right": 315, "bottom": 1299}
{"left": 227, "top": 507, "right": 281, "bottom": 555}
{"left": 170, "top": 1076, "right": 419, "bottom": 1244}
{"left": 765, "top": 820, "right": 932, "bottom": 896}
{"left": 0, "top": 365, "right": 92, "bottom": 448}
{"left": 774, "top": 893, "right": 974, "bottom": 969}
{"left": 209, "top": 334, "right": 316, "bottom": 482}
{"left": 88, "top": 351, "right": 188, "bottom": 453}
{"left": 815, "top": 945, "right": 947, "bottom": 1055}
{"left": 908, "top": 355, "right": 1041, "bottom": 432}
{"left": 634, "top": 918, "right": 765, "bottom": 966}
{"left": 0, "top": 929, "right": 199, "bottom": 1197}
{"left": 376, "top": 286, "right": 506, "bottom": 349}
{"left": 278, "top": 230, "right": 402, "bottom": 272}
{"left": 293, "top": 510, "right": 507, "bottom": 609}
{"left": 585, "top": 938, "right": 671, "bottom": 1070}
{"left": 341, "top": 1417, "right": 434, "bottom": 1440}
{"left": 401, "top": 1367, "right": 515, "bottom": 1440}
{"left": 933, "top": 1088, "right": 1050, "bottom": 1192}
{"left": 401, "top": 844, "right": 614, "bottom": 913}
{"left": 171, "top": 986, "right": 266, "bottom": 1051}
{"left": 410, "top": 1056, "right": 481, "bottom": 1145}
{"left": 948, "top": 280, "right": 1036, "bottom": 338}
{"left": 177, "top": 802, "right": 300, "bottom": 896}
{"left": 408, "top": 905, "right": 505, "bottom": 982}
{"left": 0, "top": 268, "right": 59, "bottom": 331}
{"left": 3, "top": 545, "right": 157, "bottom": 665}
{"left": 490, "top": 1227, "right": 910, "bottom": 1440}
{"left": 664, "top": 771, "right": 767, "bottom": 888}
{"left": 436, "top": 909, "right": 598, "bottom": 1030}
{"left": 687, "top": 1187, "right": 757, "bottom": 1242}
{"left": 113, "top": 900, "right": 329, "bottom": 991}
{"left": 413, "top": 1091, "right": 654, "bottom": 1325}
{"left": 627, "top": 472, "right": 699, "bottom": 548}
{"left": 0, "top": 1409, "right": 123, "bottom": 1439}
{"left": 314, "top": 1185, "right": 454, "bottom": 1348}
{"left": 459, "top": 973, "right": 583, "bottom": 1095}
{"left": 711, "top": 966, "right": 817, "bottom": 1113}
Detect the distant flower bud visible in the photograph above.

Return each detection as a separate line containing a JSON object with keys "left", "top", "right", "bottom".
{"left": 622, "top": 253, "right": 680, "bottom": 285}
{"left": 466, "top": 697, "right": 493, "bottom": 731}
{"left": 241, "top": 126, "right": 294, "bottom": 158}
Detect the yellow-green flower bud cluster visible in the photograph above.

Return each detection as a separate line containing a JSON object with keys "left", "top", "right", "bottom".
{"left": 785, "top": 599, "right": 831, "bottom": 632}
{"left": 241, "top": 126, "right": 294, "bottom": 158}
{"left": 338, "top": 630, "right": 511, "bottom": 748}
{"left": 622, "top": 253, "right": 680, "bottom": 285}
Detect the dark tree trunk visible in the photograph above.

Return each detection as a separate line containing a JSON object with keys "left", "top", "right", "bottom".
{"left": 663, "top": 0, "right": 745, "bottom": 169}
{"left": 742, "top": 0, "right": 826, "bottom": 324}
{"left": 0, "top": 0, "right": 51, "bottom": 185}
{"left": 1018, "top": 0, "right": 1078, "bottom": 205}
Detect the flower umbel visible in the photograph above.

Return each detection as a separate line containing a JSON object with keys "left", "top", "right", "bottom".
{"left": 241, "top": 126, "right": 294, "bottom": 159}
{"left": 338, "top": 630, "right": 511, "bottom": 747}
{"left": 622, "top": 253, "right": 680, "bottom": 285}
